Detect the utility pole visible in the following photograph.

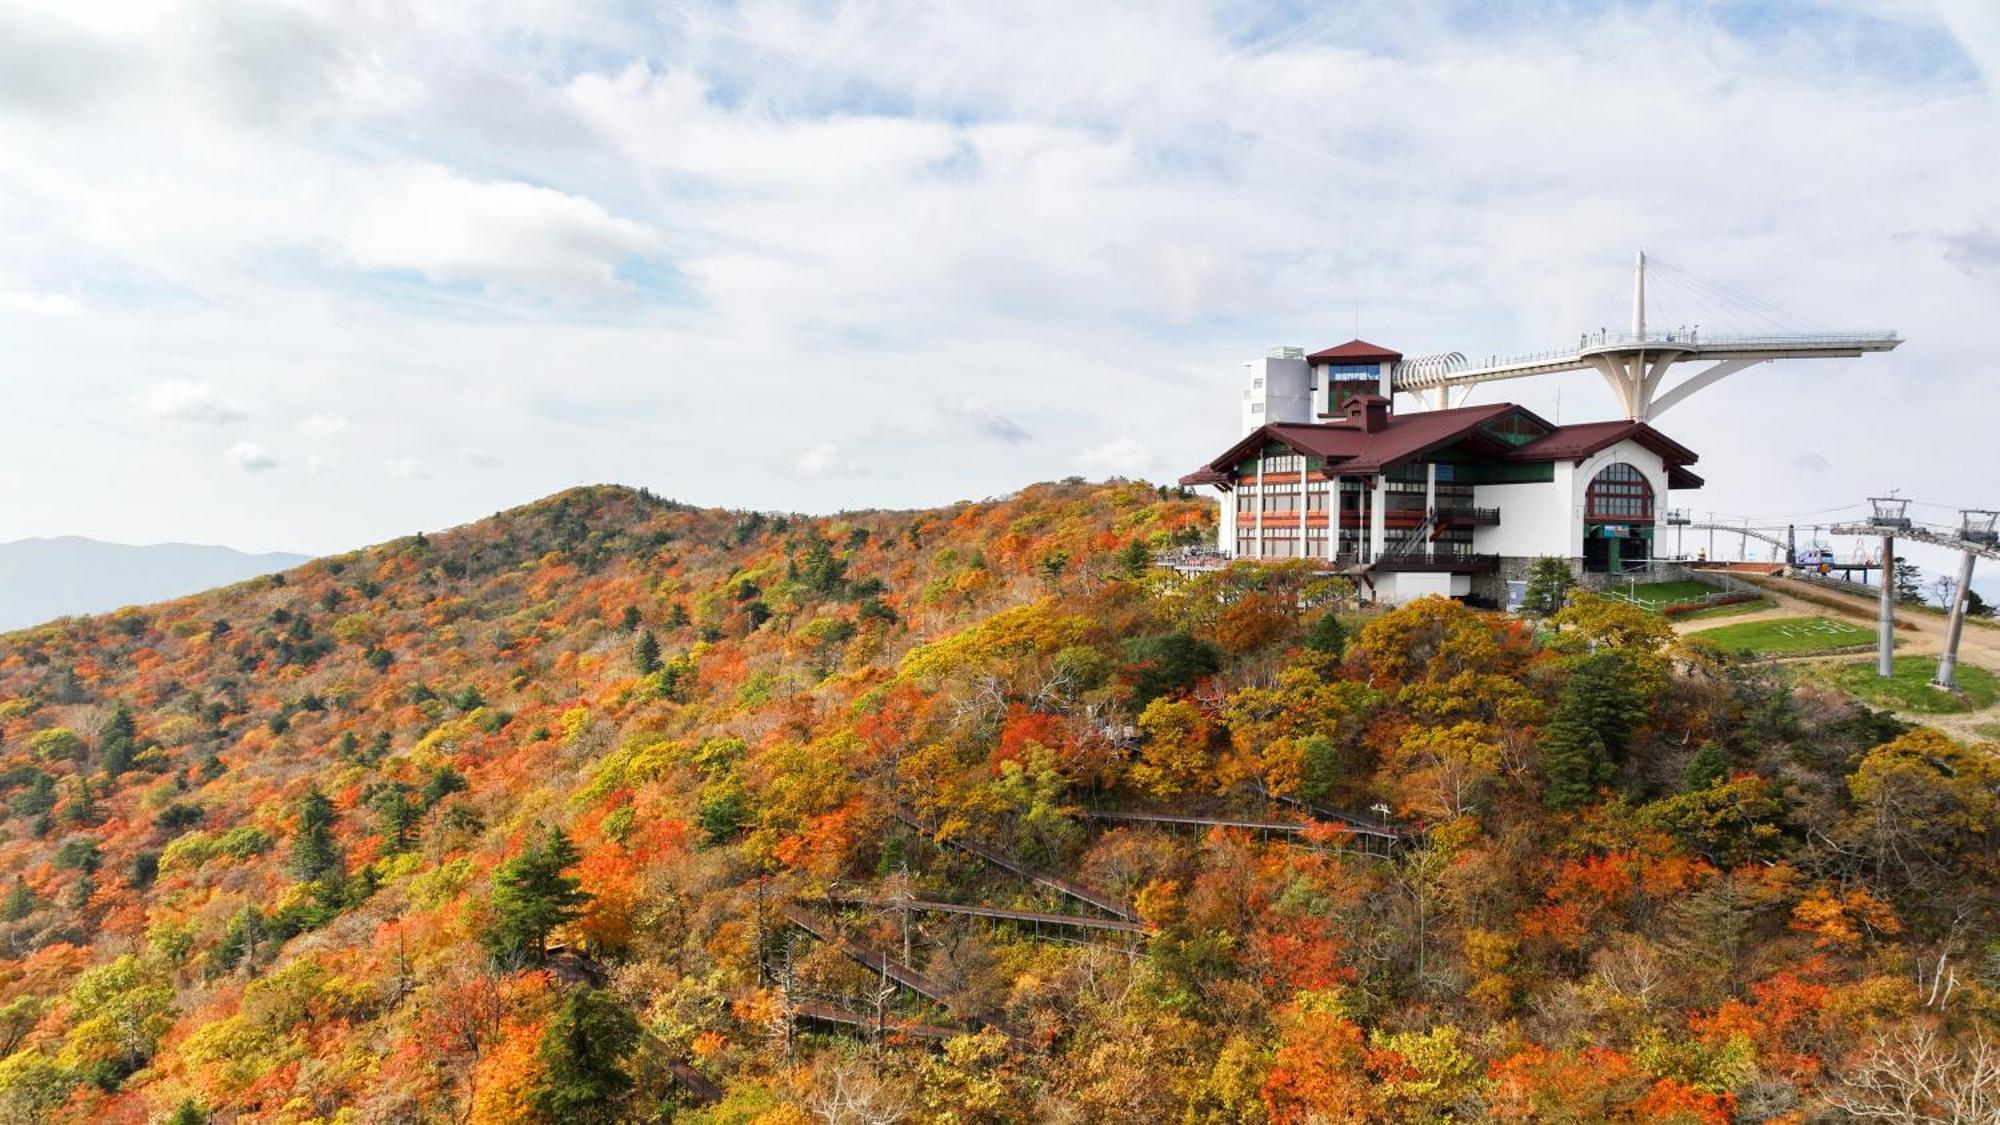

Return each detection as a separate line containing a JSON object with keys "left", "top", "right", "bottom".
{"left": 1877, "top": 530, "right": 1895, "bottom": 677}
{"left": 1935, "top": 510, "right": 1997, "bottom": 690}
{"left": 1857, "top": 496, "right": 1912, "bottom": 678}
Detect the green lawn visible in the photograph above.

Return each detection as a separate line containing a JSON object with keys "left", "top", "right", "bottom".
{"left": 1610, "top": 579, "right": 1723, "bottom": 609}
{"left": 1673, "top": 596, "right": 1775, "bottom": 622}
{"left": 1820, "top": 656, "right": 1998, "bottom": 714}
{"left": 1976, "top": 721, "right": 2000, "bottom": 740}
{"left": 1688, "top": 615, "right": 1878, "bottom": 655}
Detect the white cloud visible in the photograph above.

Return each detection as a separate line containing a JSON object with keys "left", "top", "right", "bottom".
{"left": 224, "top": 440, "right": 276, "bottom": 471}
{"left": 139, "top": 380, "right": 248, "bottom": 425}
{"left": 939, "top": 397, "right": 1030, "bottom": 444}
{"left": 0, "top": 284, "right": 81, "bottom": 317}
{"left": 384, "top": 457, "right": 429, "bottom": 480}
{"left": 795, "top": 442, "right": 857, "bottom": 477}
{"left": 306, "top": 455, "right": 331, "bottom": 475}
{"left": 455, "top": 445, "right": 498, "bottom": 467}
{"left": 0, "top": 2, "right": 1991, "bottom": 555}
{"left": 299, "top": 412, "right": 347, "bottom": 435}
{"left": 340, "top": 164, "right": 659, "bottom": 296}
{"left": 1077, "top": 438, "right": 1154, "bottom": 478}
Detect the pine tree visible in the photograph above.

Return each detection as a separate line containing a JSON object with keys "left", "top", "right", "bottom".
{"left": 98, "top": 703, "right": 137, "bottom": 777}
{"left": 1116, "top": 539, "right": 1153, "bottom": 580}
{"left": 1, "top": 878, "right": 33, "bottom": 922}
{"left": 1681, "top": 740, "right": 1728, "bottom": 791}
{"left": 288, "top": 786, "right": 342, "bottom": 885}
{"left": 530, "top": 987, "right": 641, "bottom": 1123}
{"left": 373, "top": 786, "right": 419, "bottom": 854}
{"left": 633, "top": 630, "right": 662, "bottom": 676}
{"left": 482, "top": 824, "right": 591, "bottom": 968}
{"left": 1541, "top": 652, "right": 1646, "bottom": 809}
{"left": 1892, "top": 556, "right": 1924, "bottom": 604}
{"left": 211, "top": 904, "right": 265, "bottom": 976}
{"left": 1521, "top": 556, "right": 1576, "bottom": 616}
{"left": 1304, "top": 611, "right": 1347, "bottom": 658}
{"left": 166, "top": 1100, "right": 207, "bottom": 1125}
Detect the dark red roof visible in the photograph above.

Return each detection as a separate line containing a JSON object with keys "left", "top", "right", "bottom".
{"left": 1188, "top": 403, "right": 1517, "bottom": 479}
{"left": 1506, "top": 421, "right": 1698, "bottom": 466}
{"left": 1177, "top": 467, "right": 1230, "bottom": 488}
{"left": 1307, "top": 338, "right": 1402, "bottom": 365}
{"left": 1182, "top": 405, "right": 1702, "bottom": 486}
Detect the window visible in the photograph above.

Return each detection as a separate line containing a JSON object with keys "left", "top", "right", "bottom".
{"left": 1251, "top": 403, "right": 1264, "bottom": 414}
{"left": 1480, "top": 412, "right": 1553, "bottom": 446}
{"left": 1585, "top": 462, "right": 1654, "bottom": 522}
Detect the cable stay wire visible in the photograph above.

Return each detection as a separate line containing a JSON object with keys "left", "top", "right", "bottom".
{"left": 1646, "top": 257, "right": 1820, "bottom": 333}
{"left": 1648, "top": 266, "right": 1794, "bottom": 335}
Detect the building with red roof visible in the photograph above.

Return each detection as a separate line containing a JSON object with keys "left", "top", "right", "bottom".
{"left": 1186, "top": 341, "right": 1702, "bottom": 604}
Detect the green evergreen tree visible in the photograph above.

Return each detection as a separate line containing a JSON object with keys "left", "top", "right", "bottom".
{"left": 421, "top": 765, "right": 468, "bottom": 810}
{"left": 1541, "top": 652, "right": 1646, "bottom": 809}
{"left": 619, "top": 605, "right": 641, "bottom": 631}
{"left": 665, "top": 602, "right": 691, "bottom": 629}
{"left": 1520, "top": 556, "right": 1576, "bottom": 616}
{"left": 210, "top": 904, "right": 265, "bottom": 976}
{"left": 482, "top": 824, "right": 590, "bottom": 968}
{"left": 1967, "top": 588, "right": 1994, "bottom": 618}
{"left": 13, "top": 773, "right": 54, "bottom": 818}
{"left": 1892, "top": 555, "right": 1924, "bottom": 604}
{"left": 633, "top": 630, "right": 662, "bottom": 675}
{"left": 1116, "top": 539, "right": 1153, "bottom": 580}
{"left": 97, "top": 703, "right": 137, "bottom": 777}
{"left": 1, "top": 878, "right": 33, "bottom": 922}
{"left": 1303, "top": 611, "right": 1346, "bottom": 658}
{"left": 1681, "top": 740, "right": 1729, "bottom": 792}
{"left": 1122, "top": 632, "right": 1223, "bottom": 708}
{"left": 166, "top": 1098, "right": 208, "bottom": 1125}
{"left": 288, "top": 786, "right": 342, "bottom": 885}
{"left": 372, "top": 785, "right": 418, "bottom": 854}
{"left": 530, "top": 987, "right": 641, "bottom": 1123}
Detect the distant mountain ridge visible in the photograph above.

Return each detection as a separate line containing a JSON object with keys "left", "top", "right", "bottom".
{"left": 0, "top": 535, "right": 312, "bottom": 632}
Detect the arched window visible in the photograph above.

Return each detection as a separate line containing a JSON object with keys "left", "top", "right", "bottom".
{"left": 1585, "top": 462, "right": 1653, "bottom": 522}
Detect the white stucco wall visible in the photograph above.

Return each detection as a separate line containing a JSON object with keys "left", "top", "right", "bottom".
{"left": 1472, "top": 439, "right": 1672, "bottom": 561}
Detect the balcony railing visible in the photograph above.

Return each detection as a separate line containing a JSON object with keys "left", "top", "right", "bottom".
{"left": 1375, "top": 545, "right": 1500, "bottom": 574}
{"left": 1435, "top": 506, "right": 1501, "bottom": 527}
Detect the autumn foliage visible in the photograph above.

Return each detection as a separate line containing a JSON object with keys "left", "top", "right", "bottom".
{"left": 0, "top": 482, "right": 1987, "bottom": 1120}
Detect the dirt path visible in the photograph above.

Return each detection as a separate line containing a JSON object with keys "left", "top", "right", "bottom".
{"left": 1672, "top": 575, "right": 2000, "bottom": 742}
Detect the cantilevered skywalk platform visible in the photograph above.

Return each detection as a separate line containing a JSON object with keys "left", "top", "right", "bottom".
{"left": 1390, "top": 254, "right": 1900, "bottom": 421}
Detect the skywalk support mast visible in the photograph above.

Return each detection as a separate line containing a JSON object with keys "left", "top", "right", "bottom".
{"left": 1390, "top": 252, "right": 1902, "bottom": 421}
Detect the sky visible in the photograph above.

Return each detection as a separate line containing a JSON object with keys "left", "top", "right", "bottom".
{"left": 0, "top": 1, "right": 1996, "bottom": 581}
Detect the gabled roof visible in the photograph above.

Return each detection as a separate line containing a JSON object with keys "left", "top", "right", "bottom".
{"left": 1179, "top": 403, "right": 1518, "bottom": 484}
{"left": 1307, "top": 338, "right": 1402, "bottom": 365}
{"left": 1178, "top": 404, "right": 1706, "bottom": 489}
{"left": 1668, "top": 464, "right": 1705, "bottom": 490}
{"left": 1506, "top": 420, "right": 1699, "bottom": 467}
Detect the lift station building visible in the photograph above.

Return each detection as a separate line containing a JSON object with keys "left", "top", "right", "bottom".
{"left": 1179, "top": 339, "right": 1703, "bottom": 604}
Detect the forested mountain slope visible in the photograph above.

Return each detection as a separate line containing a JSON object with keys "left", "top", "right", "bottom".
{"left": 0, "top": 481, "right": 1991, "bottom": 1123}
